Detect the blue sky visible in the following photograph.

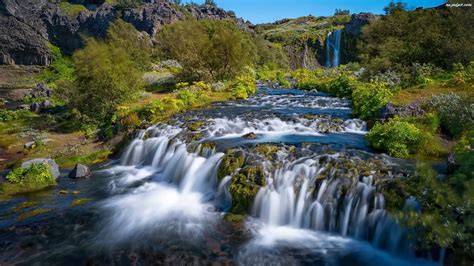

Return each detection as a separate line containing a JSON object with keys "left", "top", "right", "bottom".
{"left": 189, "top": 0, "right": 446, "bottom": 24}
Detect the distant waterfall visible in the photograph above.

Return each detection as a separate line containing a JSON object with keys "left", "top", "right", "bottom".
{"left": 325, "top": 29, "right": 342, "bottom": 68}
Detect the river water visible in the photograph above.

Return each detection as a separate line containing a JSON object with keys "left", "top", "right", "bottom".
{"left": 0, "top": 88, "right": 435, "bottom": 265}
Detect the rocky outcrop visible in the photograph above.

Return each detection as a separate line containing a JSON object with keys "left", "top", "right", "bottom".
{"left": 379, "top": 102, "right": 425, "bottom": 120}
{"left": 344, "top": 13, "right": 377, "bottom": 36}
{"left": 1, "top": 0, "right": 249, "bottom": 66}
{"left": 0, "top": 15, "right": 52, "bottom": 65}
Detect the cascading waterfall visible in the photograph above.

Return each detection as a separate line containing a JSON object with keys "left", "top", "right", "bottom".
{"left": 326, "top": 29, "right": 342, "bottom": 68}
{"left": 251, "top": 154, "right": 412, "bottom": 256}
{"left": 96, "top": 125, "right": 229, "bottom": 245}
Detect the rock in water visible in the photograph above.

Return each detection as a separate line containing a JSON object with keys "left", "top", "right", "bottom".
{"left": 21, "top": 158, "right": 60, "bottom": 179}
{"left": 69, "top": 164, "right": 91, "bottom": 178}
{"left": 242, "top": 132, "right": 257, "bottom": 139}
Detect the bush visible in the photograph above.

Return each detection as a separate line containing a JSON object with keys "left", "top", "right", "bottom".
{"left": 230, "top": 67, "right": 257, "bottom": 99}
{"left": 366, "top": 117, "right": 421, "bottom": 158}
{"left": 157, "top": 19, "right": 257, "bottom": 82}
{"left": 430, "top": 93, "right": 474, "bottom": 137}
{"left": 38, "top": 43, "right": 75, "bottom": 85}
{"left": 352, "top": 81, "right": 392, "bottom": 120}
{"left": 2, "top": 163, "right": 56, "bottom": 195}
{"left": 63, "top": 20, "right": 150, "bottom": 123}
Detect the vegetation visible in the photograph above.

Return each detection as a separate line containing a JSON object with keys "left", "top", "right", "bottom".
{"left": 63, "top": 20, "right": 147, "bottom": 123}
{"left": 157, "top": 20, "right": 257, "bottom": 82}
{"left": 359, "top": 0, "right": 474, "bottom": 80}
{"left": 58, "top": 1, "right": 87, "bottom": 17}
{"left": 1, "top": 163, "right": 56, "bottom": 196}
{"left": 351, "top": 81, "right": 392, "bottom": 120}
{"left": 367, "top": 117, "right": 421, "bottom": 158}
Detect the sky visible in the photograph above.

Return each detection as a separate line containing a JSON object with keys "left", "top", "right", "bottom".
{"left": 188, "top": 0, "right": 447, "bottom": 24}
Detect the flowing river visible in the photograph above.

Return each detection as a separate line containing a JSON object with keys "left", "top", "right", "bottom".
{"left": 0, "top": 88, "right": 435, "bottom": 265}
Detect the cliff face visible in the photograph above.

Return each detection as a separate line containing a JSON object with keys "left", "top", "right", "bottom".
{"left": 0, "top": 0, "right": 248, "bottom": 66}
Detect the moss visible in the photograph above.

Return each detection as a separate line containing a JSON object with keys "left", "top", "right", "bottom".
{"left": 217, "top": 150, "right": 246, "bottom": 180}
{"left": 9, "top": 201, "right": 36, "bottom": 213}
{"left": 229, "top": 174, "right": 260, "bottom": 214}
{"left": 17, "top": 208, "right": 51, "bottom": 221}
{"left": 187, "top": 121, "right": 204, "bottom": 132}
{"left": 58, "top": 1, "right": 87, "bottom": 17}
{"left": 224, "top": 213, "right": 247, "bottom": 223}
{"left": 255, "top": 144, "right": 279, "bottom": 160}
{"left": 1, "top": 163, "right": 56, "bottom": 196}
{"left": 71, "top": 198, "right": 92, "bottom": 206}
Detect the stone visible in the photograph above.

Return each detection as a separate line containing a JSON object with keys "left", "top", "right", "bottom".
{"left": 21, "top": 158, "right": 60, "bottom": 179}
{"left": 68, "top": 164, "right": 91, "bottom": 178}
{"left": 24, "top": 141, "right": 36, "bottom": 149}
{"left": 242, "top": 132, "right": 257, "bottom": 139}
{"left": 1, "top": 0, "right": 250, "bottom": 65}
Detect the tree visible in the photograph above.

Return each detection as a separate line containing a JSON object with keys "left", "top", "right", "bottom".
{"left": 359, "top": 1, "right": 474, "bottom": 74}
{"left": 157, "top": 20, "right": 257, "bottom": 82}
{"left": 106, "top": 19, "right": 153, "bottom": 70}
{"left": 61, "top": 20, "right": 154, "bottom": 122}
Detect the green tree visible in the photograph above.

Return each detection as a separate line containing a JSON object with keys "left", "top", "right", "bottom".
{"left": 106, "top": 19, "right": 153, "bottom": 70}
{"left": 359, "top": 1, "right": 474, "bottom": 74}
{"left": 68, "top": 38, "right": 142, "bottom": 121}
{"left": 157, "top": 19, "right": 257, "bottom": 82}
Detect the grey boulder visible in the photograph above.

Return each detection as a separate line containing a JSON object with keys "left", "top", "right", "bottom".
{"left": 21, "top": 158, "right": 60, "bottom": 179}
{"left": 68, "top": 164, "right": 91, "bottom": 178}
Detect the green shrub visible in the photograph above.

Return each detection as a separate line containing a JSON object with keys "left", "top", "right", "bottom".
{"left": 366, "top": 117, "right": 421, "bottom": 158}
{"left": 38, "top": 43, "right": 75, "bottom": 85}
{"left": 176, "top": 88, "right": 198, "bottom": 106}
{"left": 0, "top": 109, "right": 35, "bottom": 122}
{"left": 384, "top": 163, "right": 472, "bottom": 263}
{"left": 230, "top": 67, "right": 257, "bottom": 99}
{"left": 2, "top": 163, "right": 56, "bottom": 195}
{"left": 58, "top": 1, "right": 86, "bottom": 17}
{"left": 352, "top": 81, "right": 392, "bottom": 120}
{"left": 430, "top": 93, "right": 474, "bottom": 137}
{"left": 157, "top": 19, "right": 257, "bottom": 82}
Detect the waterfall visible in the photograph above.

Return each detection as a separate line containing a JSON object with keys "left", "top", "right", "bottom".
{"left": 325, "top": 29, "right": 342, "bottom": 68}
{"left": 251, "top": 155, "right": 412, "bottom": 256}
{"left": 97, "top": 125, "right": 229, "bottom": 245}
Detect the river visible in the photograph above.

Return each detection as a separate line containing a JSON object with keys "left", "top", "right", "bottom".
{"left": 0, "top": 88, "right": 435, "bottom": 265}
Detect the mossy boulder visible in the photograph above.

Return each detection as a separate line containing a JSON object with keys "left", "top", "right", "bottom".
{"left": 186, "top": 121, "right": 204, "bottom": 132}
{"left": 217, "top": 149, "right": 246, "bottom": 180}
{"left": 229, "top": 173, "right": 261, "bottom": 214}
{"left": 1, "top": 163, "right": 57, "bottom": 196}
{"left": 229, "top": 165, "right": 267, "bottom": 214}
{"left": 255, "top": 144, "right": 279, "bottom": 160}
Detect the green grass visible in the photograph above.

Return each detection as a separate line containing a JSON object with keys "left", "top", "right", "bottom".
{"left": 59, "top": 1, "right": 87, "bottom": 17}
{"left": 54, "top": 149, "right": 112, "bottom": 168}
{"left": 1, "top": 163, "right": 56, "bottom": 196}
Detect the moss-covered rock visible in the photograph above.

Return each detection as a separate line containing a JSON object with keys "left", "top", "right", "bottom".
{"left": 186, "top": 121, "right": 204, "bottom": 132}
{"left": 1, "top": 163, "right": 57, "bottom": 196}
{"left": 229, "top": 173, "right": 261, "bottom": 214}
{"left": 217, "top": 149, "right": 246, "bottom": 180}
{"left": 255, "top": 144, "right": 279, "bottom": 160}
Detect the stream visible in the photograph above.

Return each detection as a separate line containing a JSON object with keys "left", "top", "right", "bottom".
{"left": 0, "top": 88, "right": 436, "bottom": 265}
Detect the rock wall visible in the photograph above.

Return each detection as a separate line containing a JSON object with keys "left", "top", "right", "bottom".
{"left": 0, "top": 0, "right": 249, "bottom": 66}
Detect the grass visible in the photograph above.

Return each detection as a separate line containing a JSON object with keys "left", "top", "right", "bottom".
{"left": 59, "top": 1, "right": 87, "bottom": 17}
{"left": 55, "top": 149, "right": 112, "bottom": 168}
{"left": 391, "top": 82, "right": 474, "bottom": 106}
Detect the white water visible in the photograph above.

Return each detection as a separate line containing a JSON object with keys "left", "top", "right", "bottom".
{"left": 251, "top": 154, "right": 412, "bottom": 256}
{"left": 96, "top": 125, "right": 227, "bottom": 245}
{"left": 326, "top": 29, "right": 342, "bottom": 68}
{"left": 204, "top": 116, "right": 366, "bottom": 139}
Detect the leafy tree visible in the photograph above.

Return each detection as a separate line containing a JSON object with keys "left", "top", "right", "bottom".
{"left": 106, "top": 19, "right": 153, "bottom": 70}
{"left": 157, "top": 19, "right": 257, "bottom": 82}
{"left": 359, "top": 1, "right": 474, "bottom": 74}
{"left": 204, "top": 0, "right": 216, "bottom": 6}
{"left": 68, "top": 38, "right": 142, "bottom": 121}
